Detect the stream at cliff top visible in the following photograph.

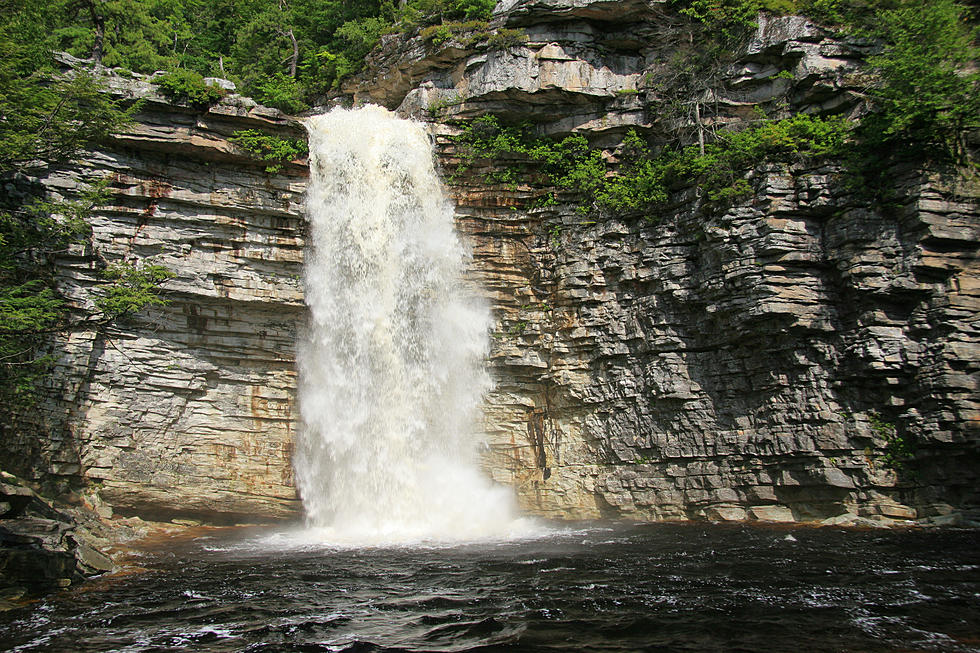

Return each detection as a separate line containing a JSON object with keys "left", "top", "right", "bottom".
{"left": 0, "top": 522, "right": 978, "bottom": 652}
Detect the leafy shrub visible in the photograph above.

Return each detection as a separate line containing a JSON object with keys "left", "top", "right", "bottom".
{"left": 427, "top": 93, "right": 463, "bottom": 117}
{"left": 419, "top": 21, "right": 526, "bottom": 50}
{"left": 230, "top": 129, "right": 308, "bottom": 173}
{"left": 869, "top": 411, "right": 916, "bottom": 472}
{"left": 859, "top": 0, "right": 979, "bottom": 162}
{"left": 420, "top": 20, "right": 489, "bottom": 46}
{"left": 252, "top": 73, "right": 308, "bottom": 114}
{"left": 670, "top": 0, "right": 804, "bottom": 42}
{"left": 600, "top": 114, "right": 848, "bottom": 210}
{"left": 488, "top": 28, "right": 529, "bottom": 49}
{"left": 302, "top": 50, "right": 355, "bottom": 92}
{"left": 96, "top": 263, "right": 175, "bottom": 319}
{"left": 405, "top": 0, "right": 496, "bottom": 25}
{"left": 449, "top": 113, "right": 850, "bottom": 213}
{"left": 155, "top": 69, "right": 226, "bottom": 109}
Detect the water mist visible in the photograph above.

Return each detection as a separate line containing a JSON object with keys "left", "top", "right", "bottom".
{"left": 294, "top": 105, "right": 520, "bottom": 545}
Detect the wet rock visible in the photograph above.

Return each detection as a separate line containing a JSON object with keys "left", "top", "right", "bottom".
{"left": 0, "top": 475, "right": 117, "bottom": 603}
{"left": 73, "top": 541, "right": 114, "bottom": 574}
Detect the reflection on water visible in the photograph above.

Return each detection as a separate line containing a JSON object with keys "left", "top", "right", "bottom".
{"left": 1, "top": 522, "right": 978, "bottom": 652}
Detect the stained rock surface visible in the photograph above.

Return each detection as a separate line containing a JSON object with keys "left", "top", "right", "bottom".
{"left": 5, "top": 66, "right": 307, "bottom": 523}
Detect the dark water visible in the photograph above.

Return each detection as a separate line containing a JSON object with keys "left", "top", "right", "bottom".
{"left": 1, "top": 522, "right": 978, "bottom": 652}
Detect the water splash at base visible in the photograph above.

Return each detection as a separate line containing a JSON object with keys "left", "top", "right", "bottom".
{"left": 294, "top": 105, "right": 524, "bottom": 545}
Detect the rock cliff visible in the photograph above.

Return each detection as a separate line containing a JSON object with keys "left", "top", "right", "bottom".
{"left": 4, "top": 0, "right": 978, "bottom": 526}
{"left": 344, "top": 0, "right": 980, "bottom": 523}
{"left": 6, "top": 69, "right": 307, "bottom": 523}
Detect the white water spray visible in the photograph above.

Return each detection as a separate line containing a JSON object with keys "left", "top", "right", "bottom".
{"left": 294, "top": 105, "right": 523, "bottom": 545}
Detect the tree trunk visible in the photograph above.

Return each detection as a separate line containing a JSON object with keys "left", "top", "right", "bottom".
{"left": 287, "top": 29, "right": 299, "bottom": 78}
{"left": 695, "top": 101, "right": 705, "bottom": 156}
{"left": 85, "top": 0, "right": 106, "bottom": 65}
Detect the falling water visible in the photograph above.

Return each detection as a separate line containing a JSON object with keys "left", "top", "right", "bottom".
{"left": 294, "top": 105, "right": 519, "bottom": 544}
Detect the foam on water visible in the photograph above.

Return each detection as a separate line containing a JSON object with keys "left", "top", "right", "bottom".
{"left": 294, "top": 105, "right": 525, "bottom": 545}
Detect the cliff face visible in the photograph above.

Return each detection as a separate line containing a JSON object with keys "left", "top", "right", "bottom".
{"left": 9, "top": 73, "right": 307, "bottom": 522}
{"left": 6, "top": 0, "right": 978, "bottom": 525}
{"left": 346, "top": 0, "right": 980, "bottom": 523}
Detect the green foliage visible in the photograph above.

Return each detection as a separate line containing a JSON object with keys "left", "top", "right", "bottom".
{"left": 869, "top": 411, "right": 916, "bottom": 472}
{"left": 488, "top": 29, "right": 529, "bottom": 49}
{"left": 859, "top": 0, "right": 979, "bottom": 162}
{"left": 230, "top": 130, "right": 308, "bottom": 173}
{"left": 450, "top": 113, "right": 850, "bottom": 214}
{"left": 418, "top": 20, "right": 525, "bottom": 50}
{"left": 51, "top": 0, "right": 181, "bottom": 72}
{"left": 302, "top": 50, "right": 355, "bottom": 92}
{"left": 548, "top": 225, "right": 562, "bottom": 249}
{"left": 670, "top": 0, "right": 804, "bottom": 42}
{"left": 1, "top": 0, "right": 516, "bottom": 111}
{"left": 335, "top": 16, "right": 388, "bottom": 55}
{"left": 155, "top": 69, "right": 226, "bottom": 109}
{"left": 507, "top": 320, "right": 528, "bottom": 336}
{"left": 402, "top": 0, "right": 496, "bottom": 26}
{"left": 95, "top": 263, "right": 175, "bottom": 319}
{"left": 0, "top": 3, "right": 175, "bottom": 405}
{"left": 601, "top": 115, "right": 848, "bottom": 210}
{"left": 0, "top": 277, "right": 65, "bottom": 404}
{"left": 450, "top": 116, "right": 605, "bottom": 198}
{"left": 672, "top": 0, "right": 763, "bottom": 41}
{"left": 0, "top": 283, "right": 64, "bottom": 334}
{"left": 0, "top": 0, "right": 172, "bottom": 399}
{"left": 427, "top": 93, "right": 463, "bottom": 117}
{"left": 252, "top": 73, "right": 308, "bottom": 114}
{"left": 0, "top": 0, "right": 513, "bottom": 113}
{"left": 0, "top": 3, "right": 135, "bottom": 173}
{"left": 0, "top": 182, "right": 145, "bottom": 405}
{"left": 420, "top": 20, "right": 488, "bottom": 46}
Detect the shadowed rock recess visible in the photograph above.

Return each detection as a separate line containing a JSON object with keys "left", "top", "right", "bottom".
{"left": 5, "top": 0, "right": 978, "bottom": 526}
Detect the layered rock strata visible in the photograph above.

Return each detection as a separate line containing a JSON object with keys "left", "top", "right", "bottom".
{"left": 0, "top": 471, "right": 114, "bottom": 605}
{"left": 345, "top": 0, "right": 980, "bottom": 522}
{"left": 4, "top": 0, "right": 978, "bottom": 526}
{"left": 8, "top": 73, "right": 307, "bottom": 523}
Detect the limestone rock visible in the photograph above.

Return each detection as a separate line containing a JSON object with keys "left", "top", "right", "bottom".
{"left": 3, "top": 1, "right": 977, "bottom": 528}
{"left": 3, "top": 73, "right": 306, "bottom": 524}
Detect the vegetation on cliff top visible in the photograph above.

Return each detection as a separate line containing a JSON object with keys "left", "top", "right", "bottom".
{"left": 35, "top": 0, "right": 498, "bottom": 112}
{"left": 672, "top": 0, "right": 979, "bottom": 164}
{"left": 449, "top": 113, "right": 850, "bottom": 212}
{"left": 449, "top": 0, "right": 976, "bottom": 215}
{"left": 230, "top": 129, "right": 309, "bottom": 173}
{"left": 0, "top": 1, "right": 175, "bottom": 405}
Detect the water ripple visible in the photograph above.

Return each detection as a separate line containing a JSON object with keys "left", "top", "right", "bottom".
{"left": 1, "top": 522, "right": 978, "bottom": 652}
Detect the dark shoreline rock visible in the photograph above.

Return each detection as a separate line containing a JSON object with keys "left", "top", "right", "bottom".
{"left": 0, "top": 472, "right": 114, "bottom": 608}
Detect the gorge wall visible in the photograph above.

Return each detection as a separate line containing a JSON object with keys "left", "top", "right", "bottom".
{"left": 7, "top": 0, "right": 979, "bottom": 525}
{"left": 7, "top": 70, "right": 308, "bottom": 522}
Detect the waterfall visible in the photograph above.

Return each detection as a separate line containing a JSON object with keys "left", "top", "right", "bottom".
{"left": 294, "top": 105, "right": 519, "bottom": 544}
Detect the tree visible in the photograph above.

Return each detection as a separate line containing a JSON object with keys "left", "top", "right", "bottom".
{"left": 0, "top": 1, "right": 171, "bottom": 404}
{"left": 53, "top": 0, "right": 177, "bottom": 72}
{"left": 861, "top": 0, "right": 979, "bottom": 161}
